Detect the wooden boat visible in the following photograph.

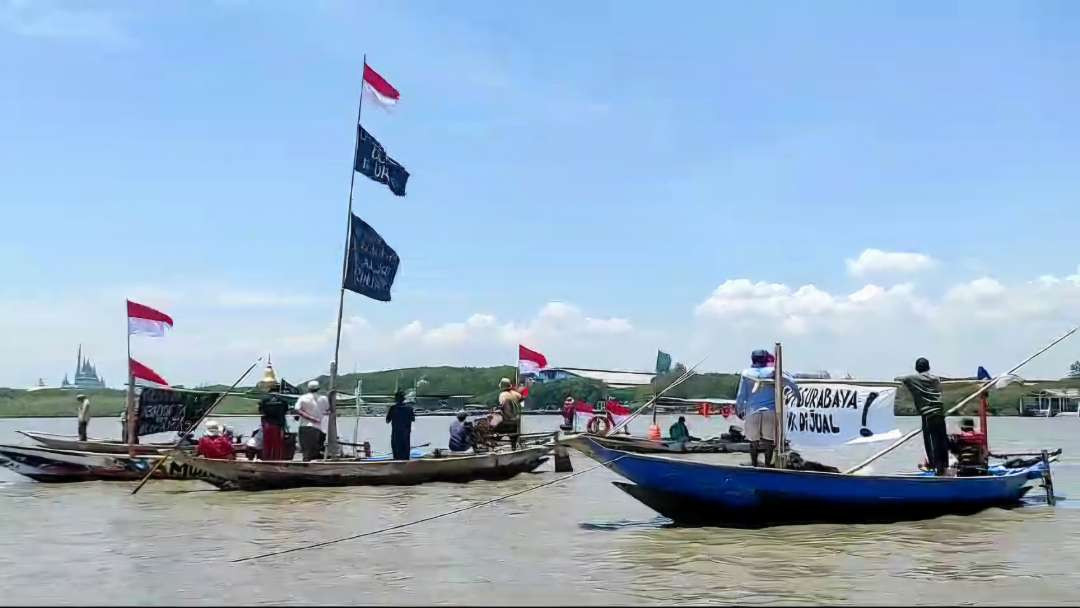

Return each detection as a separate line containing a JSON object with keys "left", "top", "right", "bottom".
{"left": 563, "top": 434, "right": 1053, "bottom": 527}
{"left": 171, "top": 445, "right": 551, "bottom": 491}
{"left": 576, "top": 433, "right": 753, "bottom": 454}
{"left": 19, "top": 430, "right": 187, "bottom": 455}
{"left": 0, "top": 443, "right": 214, "bottom": 483}
{"left": 19, "top": 430, "right": 242, "bottom": 456}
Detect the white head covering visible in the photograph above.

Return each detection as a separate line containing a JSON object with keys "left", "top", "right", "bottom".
{"left": 204, "top": 420, "right": 222, "bottom": 437}
{"left": 307, "top": 380, "right": 320, "bottom": 392}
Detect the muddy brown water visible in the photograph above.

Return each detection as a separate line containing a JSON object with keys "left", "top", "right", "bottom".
{"left": 1, "top": 415, "right": 1078, "bottom": 605}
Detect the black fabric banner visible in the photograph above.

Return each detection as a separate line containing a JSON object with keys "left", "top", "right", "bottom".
{"left": 354, "top": 125, "right": 409, "bottom": 197}
{"left": 279, "top": 378, "right": 300, "bottom": 395}
{"left": 137, "top": 388, "right": 221, "bottom": 436}
{"left": 344, "top": 213, "right": 400, "bottom": 302}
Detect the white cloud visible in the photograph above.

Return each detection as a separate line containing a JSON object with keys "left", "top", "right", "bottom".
{"left": 846, "top": 248, "right": 936, "bottom": 277}
{"left": 692, "top": 270, "right": 1080, "bottom": 379}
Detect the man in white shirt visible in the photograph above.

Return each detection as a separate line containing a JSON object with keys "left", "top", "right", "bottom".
{"left": 294, "top": 381, "right": 329, "bottom": 461}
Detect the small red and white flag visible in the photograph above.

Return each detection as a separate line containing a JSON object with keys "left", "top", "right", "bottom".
{"left": 606, "top": 399, "right": 632, "bottom": 431}
{"left": 573, "top": 400, "right": 596, "bottom": 432}
{"left": 518, "top": 344, "right": 548, "bottom": 375}
{"left": 127, "top": 300, "right": 173, "bottom": 337}
{"left": 129, "top": 358, "right": 169, "bottom": 388}
{"left": 363, "top": 63, "right": 400, "bottom": 110}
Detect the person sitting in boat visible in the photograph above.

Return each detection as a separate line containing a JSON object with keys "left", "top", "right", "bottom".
{"left": 736, "top": 349, "right": 799, "bottom": 468}
{"left": 449, "top": 411, "right": 474, "bottom": 453}
{"left": 258, "top": 384, "right": 290, "bottom": 461}
{"left": 244, "top": 427, "right": 262, "bottom": 460}
{"left": 495, "top": 378, "right": 523, "bottom": 449}
{"left": 720, "top": 425, "right": 745, "bottom": 442}
{"left": 947, "top": 417, "right": 989, "bottom": 477}
{"left": 386, "top": 390, "right": 415, "bottom": 460}
{"left": 75, "top": 394, "right": 91, "bottom": 441}
{"left": 668, "top": 416, "right": 699, "bottom": 443}
{"left": 197, "top": 420, "right": 236, "bottom": 460}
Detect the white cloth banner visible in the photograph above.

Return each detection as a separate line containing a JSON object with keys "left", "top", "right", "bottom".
{"left": 782, "top": 384, "right": 900, "bottom": 447}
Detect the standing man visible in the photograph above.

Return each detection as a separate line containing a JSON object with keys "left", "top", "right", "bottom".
{"left": 295, "top": 381, "right": 329, "bottom": 461}
{"left": 386, "top": 390, "right": 415, "bottom": 460}
{"left": 736, "top": 349, "right": 799, "bottom": 468}
{"left": 75, "top": 394, "right": 91, "bottom": 441}
{"left": 897, "top": 357, "right": 948, "bottom": 475}
{"left": 496, "top": 378, "right": 523, "bottom": 449}
{"left": 258, "top": 384, "right": 290, "bottom": 460}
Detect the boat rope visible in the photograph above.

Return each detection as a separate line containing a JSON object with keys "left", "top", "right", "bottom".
{"left": 231, "top": 454, "right": 626, "bottom": 563}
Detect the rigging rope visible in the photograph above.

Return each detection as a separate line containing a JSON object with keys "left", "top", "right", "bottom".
{"left": 231, "top": 454, "right": 625, "bottom": 563}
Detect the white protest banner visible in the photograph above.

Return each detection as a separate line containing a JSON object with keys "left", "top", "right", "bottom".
{"left": 782, "top": 384, "right": 901, "bottom": 447}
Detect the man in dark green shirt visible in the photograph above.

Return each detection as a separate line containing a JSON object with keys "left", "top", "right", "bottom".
{"left": 897, "top": 357, "right": 949, "bottom": 475}
{"left": 668, "top": 416, "right": 699, "bottom": 444}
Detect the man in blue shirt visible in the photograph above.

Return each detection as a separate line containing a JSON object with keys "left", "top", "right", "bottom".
{"left": 735, "top": 349, "right": 799, "bottom": 467}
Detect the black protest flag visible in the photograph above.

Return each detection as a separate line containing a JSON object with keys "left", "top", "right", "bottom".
{"left": 354, "top": 125, "right": 410, "bottom": 197}
{"left": 344, "top": 213, "right": 400, "bottom": 302}
{"left": 137, "top": 388, "right": 222, "bottom": 437}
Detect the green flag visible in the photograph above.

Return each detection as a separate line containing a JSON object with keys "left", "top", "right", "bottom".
{"left": 655, "top": 350, "right": 672, "bottom": 375}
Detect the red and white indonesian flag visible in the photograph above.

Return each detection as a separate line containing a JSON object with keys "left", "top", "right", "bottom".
{"left": 363, "top": 63, "right": 400, "bottom": 110}
{"left": 518, "top": 344, "right": 548, "bottom": 375}
{"left": 573, "top": 400, "right": 595, "bottom": 432}
{"left": 606, "top": 400, "right": 632, "bottom": 429}
{"left": 127, "top": 300, "right": 173, "bottom": 337}
{"left": 129, "top": 358, "right": 169, "bottom": 388}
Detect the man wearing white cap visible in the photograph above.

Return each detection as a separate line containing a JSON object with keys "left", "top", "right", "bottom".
{"left": 295, "top": 381, "right": 329, "bottom": 461}
{"left": 196, "top": 420, "right": 235, "bottom": 460}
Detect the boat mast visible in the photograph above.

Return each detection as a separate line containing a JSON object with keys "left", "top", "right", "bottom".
{"left": 774, "top": 342, "right": 785, "bottom": 469}
{"left": 126, "top": 303, "right": 135, "bottom": 457}
{"left": 327, "top": 53, "right": 368, "bottom": 459}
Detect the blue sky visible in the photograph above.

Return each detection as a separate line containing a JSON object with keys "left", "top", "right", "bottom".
{"left": 2, "top": 0, "right": 1079, "bottom": 387}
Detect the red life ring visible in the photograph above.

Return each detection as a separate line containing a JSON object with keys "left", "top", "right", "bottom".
{"left": 586, "top": 415, "right": 611, "bottom": 436}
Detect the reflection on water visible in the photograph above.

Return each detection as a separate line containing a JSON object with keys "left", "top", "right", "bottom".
{"left": 0, "top": 416, "right": 1078, "bottom": 604}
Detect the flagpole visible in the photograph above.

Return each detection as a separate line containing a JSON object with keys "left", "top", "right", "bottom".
{"left": 327, "top": 54, "right": 368, "bottom": 459}
{"left": 125, "top": 301, "right": 136, "bottom": 457}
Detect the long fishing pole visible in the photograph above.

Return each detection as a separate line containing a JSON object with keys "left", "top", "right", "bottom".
{"left": 130, "top": 357, "right": 263, "bottom": 495}
{"left": 232, "top": 454, "right": 626, "bottom": 563}
{"left": 605, "top": 355, "right": 708, "bottom": 436}
{"left": 845, "top": 325, "right": 1078, "bottom": 475}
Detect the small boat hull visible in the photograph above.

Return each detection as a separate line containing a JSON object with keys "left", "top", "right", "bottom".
{"left": 0, "top": 444, "right": 211, "bottom": 483}
{"left": 172, "top": 446, "right": 551, "bottom": 491}
{"left": 19, "top": 431, "right": 180, "bottom": 455}
{"left": 566, "top": 435, "right": 1041, "bottom": 527}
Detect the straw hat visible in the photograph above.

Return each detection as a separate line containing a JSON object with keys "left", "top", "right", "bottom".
{"left": 499, "top": 378, "right": 512, "bottom": 389}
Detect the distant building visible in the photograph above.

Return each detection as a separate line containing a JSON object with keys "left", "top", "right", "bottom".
{"left": 60, "top": 345, "right": 106, "bottom": 390}
{"left": 533, "top": 367, "right": 656, "bottom": 389}
{"left": 1018, "top": 389, "right": 1080, "bottom": 417}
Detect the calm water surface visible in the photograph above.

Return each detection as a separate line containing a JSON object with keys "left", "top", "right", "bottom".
{"left": 1, "top": 415, "right": 1078, "bottom": 605}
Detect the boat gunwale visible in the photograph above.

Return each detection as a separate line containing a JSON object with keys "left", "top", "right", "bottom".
{"left": 567, "top": 435, "right": 1037, "bottom": 483}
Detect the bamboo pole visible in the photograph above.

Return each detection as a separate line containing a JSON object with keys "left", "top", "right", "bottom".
{"left": 327, "top": 53, "right": 369, "bottom": 460}
{"left": 774, "top": 342, "right": 785, "bottom": 469}
{"left": 845, "top": 325, "right": 1078, "bottom": 475}
{"left": 130, "top": 357, "right": 262, "bottom": 495}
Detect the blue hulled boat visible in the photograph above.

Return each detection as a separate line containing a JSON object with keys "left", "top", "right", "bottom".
{"left": 565, "top": 434, "right": 1051, "bottom": 527}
